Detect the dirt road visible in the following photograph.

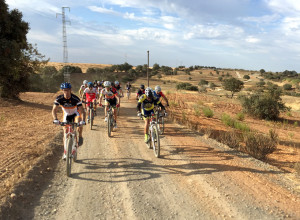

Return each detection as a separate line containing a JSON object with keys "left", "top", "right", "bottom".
{"left": 5, "top": 97, "right": 300, "bottom": 219}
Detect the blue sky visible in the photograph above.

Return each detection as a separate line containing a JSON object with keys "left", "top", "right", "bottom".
{"left": 6, "top": 0, "right": 300, "bottom": 72}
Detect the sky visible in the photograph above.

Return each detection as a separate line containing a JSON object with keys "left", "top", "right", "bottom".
{"left": 5, "top": 0, "right": 300, "bottom": 72}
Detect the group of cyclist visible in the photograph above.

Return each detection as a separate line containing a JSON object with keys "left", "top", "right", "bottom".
{"left": 52, "top": 79, "right": 168, "bottom": 159}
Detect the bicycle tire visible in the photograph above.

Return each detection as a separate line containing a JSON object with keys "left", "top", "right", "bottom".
{"left": 152, "top": 124, "right": 160, "bottom": 158}
{"left": 146, "top": 130, "right": 152, "bottom": 149}
{"left": 66, "top": 137, "right": 72, "bottom": 177}
{"left": 73, "top": 135, "right": 77, "bottom": 162}
{"left": 160, "top": 116, "right": 164, "bottom": 135}
{"left": 90, "top": 109, "right": 93, "bottom": 130}
{"left": 108, "top": 113, "right": 112, "bottom": 137}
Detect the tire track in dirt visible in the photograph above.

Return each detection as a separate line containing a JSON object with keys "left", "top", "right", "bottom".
{"left": 2, "top": 96, "right": 299, "bottom": 219}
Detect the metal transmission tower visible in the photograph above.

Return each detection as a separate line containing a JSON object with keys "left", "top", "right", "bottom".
{"left": 56, "top": 7, "right": 71, "bottom": 82}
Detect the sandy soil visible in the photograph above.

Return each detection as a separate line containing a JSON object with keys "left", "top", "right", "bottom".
{"left": 1, "top": 96, "right": 299, "bottom": 219}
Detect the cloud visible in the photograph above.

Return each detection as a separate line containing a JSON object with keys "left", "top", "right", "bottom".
{"left": 266, "top": 0, "right": 300, "bottom": 14}
{"left": 245, "top": 36, "right": 261, "bottom": 43}
{"left": 87, "top": 5, "right": 121, "bottom": 16}
{"left": 28, "top": 30, "right": 59, "bottom": 44}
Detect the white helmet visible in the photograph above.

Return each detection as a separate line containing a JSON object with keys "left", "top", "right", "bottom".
{"left": 97, "top": 81, "right": 100, "bottom": 84}
{"left": 103, "top": 81, "right": 111, "bottom": 87}
{"left": 145, "top": 87, "right": 153, "bottom": 97}
{"left": 83, "top": 80, "right": 88, "bottom": 85}
{"left": 155, "top": 85, "right": 161, "bottom": 93}
{"left": 115, "top": 81, "right": 119, "bottom": 85}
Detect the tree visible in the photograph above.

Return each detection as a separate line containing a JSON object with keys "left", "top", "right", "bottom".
{"left": 152, "top": 63, "right": 160, "bottom": 72}
{"left": 243, "top": 75, "right": 250, "bottom": 80}
{"left": 222, "top": 77, "right": 244, "bottom": 98}
{"left": 260, "top": 69, "right": 265, "bottom": 74}
{"left": 0, "top": 1, "right": 47, "bottom": 98}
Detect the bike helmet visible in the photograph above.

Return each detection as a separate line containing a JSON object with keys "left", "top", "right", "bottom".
{"left": 145, "top": 87, "right": 153, "bottom": 97}
{"left": 83, "top": 80, "right": 88, "bottom": 85}
{"left": 140, "top": 84, "right": 145, "bottom": 90}
{"left": 103, "top": 81, "right": 111, "bottom": 87}
{"left": 97, "top": 81, "right": 100, "bottom": 84}
{"left": 115, "top": 81, "right": 119, "bottom": 85}
{"left": 88, "top": 82, "right": 93, "bottom": 88}
{"left": 155, "top": 85, "right": 161, "bottom": 93}
{"left": 60, "top": 82, "right": 72, "bottom": 89}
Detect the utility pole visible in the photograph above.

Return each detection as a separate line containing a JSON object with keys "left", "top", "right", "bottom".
{"left": 57, "top": 7, "right": 71, "bottom": 82}
{"left": 147, "top": 50, "right": 149, "bottom": 87}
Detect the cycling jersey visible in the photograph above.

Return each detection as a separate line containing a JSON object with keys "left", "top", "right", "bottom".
{"left": 84, "top": 87, "right": 98, "bottom": 102}
{"left": 153, "top": 91, "right": 165, "bottom": 99}
{"left": 126, "top": 84, "right": 131, "bottom": 90}
{"left": 101, "top": 88, "right": 118, "bottom": 100}
{"left": 137, "top": 89, "right": 145, "bottom": 97}
{"left": 54, "top": 94, "right": 82, "bottom": 121}
{"left": 137, "top": 94, "right": 162, "bottom": 111}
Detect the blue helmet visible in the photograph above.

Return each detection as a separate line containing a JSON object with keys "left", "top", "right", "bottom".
{"left": 88, "top": 82, "right": 93, "bottom": 88}
{"left": 60, "top": 82, "right": 72, "bottom": 89}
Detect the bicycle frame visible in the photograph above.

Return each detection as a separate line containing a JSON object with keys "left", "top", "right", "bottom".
{"left": 142, "top": 113, "right": 160, "bottom": 157}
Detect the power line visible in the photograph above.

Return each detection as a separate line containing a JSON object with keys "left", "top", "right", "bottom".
{"left": 56, "top": 7, "right": 71, "bottom": 82}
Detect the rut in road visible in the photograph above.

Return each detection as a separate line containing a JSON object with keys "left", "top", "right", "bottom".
{"left": 22, "top": 98, "right": 300, "bottom": 219}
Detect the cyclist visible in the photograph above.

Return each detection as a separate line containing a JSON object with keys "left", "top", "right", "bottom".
{"left": 137, "top": 87, "right": 166, "bottom": 143}
{"left": 136, "top": 84, "right": 145, "bottom": 100}
{"left": 97, "top": 81, "right": 103, "bottom": 94}
{"left": 83, "top": 82, "right": 99, "bottom": 121}
{"left": 52, "top": 82, "right": 86, "bottom": 159}
{"left": 99, "top": 81, "right": 120, "bottom": 128}
{"left": 153, "top": 85, "right": 169, "bottom": 107}
{"left": 79, "top": 80, "right": 88, "bottom": 110}
{"left": 114, "top": 81, "right": 123, "bottom": 97}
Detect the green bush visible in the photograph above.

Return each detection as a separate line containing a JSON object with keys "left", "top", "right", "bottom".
{"left": 283, "top": 83, "right": 293, "bottom": 90}
{"left": 199, "top": 79, "right": 208, "bottom": 86}
{"left": 221, "top": 113, "right": 250, "bottom": 132}
{"left": 243, "top": 75, "right": 250, "bottom": 79}
{"left": 236, "top": 112, "right": 245, "bottom": 121}
{"left": 239, "top": 87, "right": 289, "bottom": 120}
{"left": 222, "top": 77, "right": 244, "bottom": 98}
{"left": 176, "top": 82, "right": 198, "bottom": 91}
{"left": 221, "top": 114, "right": 235, "bottom": 127}
{"left": 202, "top": 107, "right": 214, "bottom": 118}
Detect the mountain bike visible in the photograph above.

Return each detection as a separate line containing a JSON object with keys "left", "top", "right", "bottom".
{"left": 86, "top": 100, "right": 96, "bottom": 130}
{"left": 142, "top": 113, "right": 160, "bottom": 158}
{"left": 155, "top": 107, "right": 167, "bottom": 135}
{"left": 59, "top": 122, "right": 80, "bottom": 177}
{"left": 103, "top": 105, "right": 115, "bottom": 137}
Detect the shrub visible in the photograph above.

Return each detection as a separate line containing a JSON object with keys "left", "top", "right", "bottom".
{"left": 283, "top": 83, "right": 293, "bottom": 90}
{"left": 209, "top": 82, "right": 216, "bottom": 90}
{"left": 221, "top": 114, "right": 235, "bottom": 127}
{"left": 219, "top": 132, "right": 241, "bottom": 149}
{"left": 222, "top": 113, "right": 250, "bottom": 132}
{"left": 243, "top": 75, "right": 250, "bottom": 79}
{"left": 236, "top": 112, "right": 245, "bottom": 121}
{"left": 202, "top": 107, "right": 214, "bottom": 118}
{"left": 176, "top": 82, "right": 198, "bottom": 91}
{"left": 188, "top": 77, "right": 192, "bottom": 80}
{"left": 239, "top": 87, "right": 289, "bottom": 120}
{"left": 256, "top": 81, "right": 265, "bottom": 87}
{"left": 199, "top": 79, "right": 209, "bottom": 86}
{"left": 193, "top": 105, "right": 201, "bottom": 116}
{"left": 218, "top": 76, "right": 223, "bottom": 81}
{"left": 244, "top": 132, "right": 277, "bottom": 160}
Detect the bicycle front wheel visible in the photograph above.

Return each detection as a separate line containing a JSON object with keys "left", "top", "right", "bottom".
{"left": 160, "top": 116, "right": 165, "bottom": 135}
{"left": 90, "top": 109, "right": 93, "bottom": 130}
{"left": 66, "top": 137, "right": 72, "bottom": 177}
{"left": 108, "top": 114, "right": 112, "bottom": 137}
{"left": 152, "top": 124, "right": 160, "bottom": 158}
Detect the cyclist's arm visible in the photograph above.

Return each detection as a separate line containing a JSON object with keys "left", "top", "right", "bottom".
{"left": 78, "top": 105, "right": 86, "bottom": 121}
{"left": 52, "top": 104, "right": 59, "bottom": 120}
{"left": 163, "top": 96, "right": 169, "bottom": 106}
{"left": 137, "top": 102, "right": 142, "bottom": 112}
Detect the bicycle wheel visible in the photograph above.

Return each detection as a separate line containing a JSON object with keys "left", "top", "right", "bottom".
{"left": 146, "top": 130, "right": 152, "bottom": 149}
{"left": 160, "top": 116, "right": 164, "bottom": 135}
{"left": 66, "top": 137, "right": 72, "bottom": 177}
{"left": 73, "top": 135, "right": 77, "bottom": 162}
{"left": 90, "top": 109, "right": 93, "bottom": 130}
{"left": 108, "top": 113, "right": 112, "bottom": 137}
{"left": 152, "top": 124, "right": 160, "bottom": 158}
